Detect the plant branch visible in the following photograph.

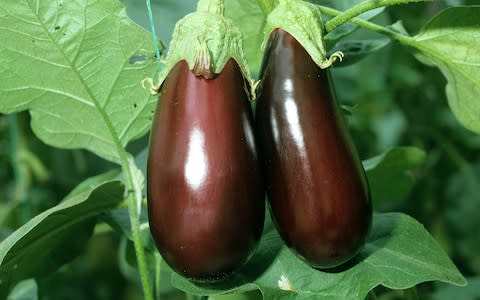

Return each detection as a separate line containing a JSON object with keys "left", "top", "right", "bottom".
{"left": 8, "top": 114, "right": 30, "bottom": 223}
{"left": 256, "top": 0, "right": 277, "bottom": 16}
{"left": 317, "top": 5, "right": 415, "bottom": 45}
{"left": 154, "top": 252, "right": 163, "bottom": 300}
{"left": 324, "top": 0, "right": 431, "bottom": 33}
{"left": 197, "top": 0, "right": 225, "bottom": 14}
{"left": 120, "top": 157, "right": 153, "bottom": 300}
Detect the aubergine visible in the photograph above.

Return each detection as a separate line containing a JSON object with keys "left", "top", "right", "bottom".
{"left": 255, "top": 29, "right": 372, "bottom": 269}
{"left": 147, "top": 59, "right": 265, "bottom": 281}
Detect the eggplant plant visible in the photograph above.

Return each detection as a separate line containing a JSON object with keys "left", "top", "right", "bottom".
{"left": 0, "top": 0, "right": 479, "bottom": 299}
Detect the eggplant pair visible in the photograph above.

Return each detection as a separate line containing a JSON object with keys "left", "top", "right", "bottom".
{"left": 146, "top": 29, "right": 372, "bottom": 281}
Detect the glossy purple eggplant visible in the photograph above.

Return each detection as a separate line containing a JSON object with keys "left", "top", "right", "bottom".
{"left": 147, "top": 59, "right": 264, "bottom": 281}
{"left": 255, "top": 29, "right": 372, "bottom": 269}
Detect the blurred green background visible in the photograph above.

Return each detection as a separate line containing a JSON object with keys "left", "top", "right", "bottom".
{"left": 1, "top": 0, "right": 479, "bottom": 299}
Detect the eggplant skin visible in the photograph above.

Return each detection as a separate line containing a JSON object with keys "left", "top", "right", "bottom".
{"left": 147, "top": 59, "right": 265, "bottom": 281}
{"left": 255, "top": 29, "right": 372, "bottom": 269}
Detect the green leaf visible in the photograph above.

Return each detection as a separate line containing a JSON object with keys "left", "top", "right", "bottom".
{"left": 208, "top": 291, "right": 263, "bottom": 300}
{"left": 121, "top": 0, "right": 196, "bottom": 45}
{"left": 432, "top": 277, "right": 480, "bottom": 300}
{"left": 363, "top": 147, "right": 426, "bottom": 208}
{"left": 225, "top": 1, "right": 266, "bottom": 79}
{"left": 171, "top": 213, "right": 465, "bottom": 300}
{"left": 444, "top": 162, "right": 480, "bottom": 273}
{"left": 7, "top": 279, "right": 37, "bottom": 300}
{"left": 0, "top": 172, "right": 124, "bottom": 299}
{"left": 388, "top": 20, "right": 410, "bottom": 36}
{"left": 411, "top": 6, "right": 480, "bottom": 133}
{"left": 0, "top": 0, "right": 157, "bottom": 163}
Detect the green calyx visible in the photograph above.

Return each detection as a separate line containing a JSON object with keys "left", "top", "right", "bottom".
{"left": 144, "top": 0, "right": 253, "bottom": 97}
{"left": 263, "top": 0, "right": 343, "bottom": 69}
{"left": 197, "top": 0, "right": 224, "bottom": 14}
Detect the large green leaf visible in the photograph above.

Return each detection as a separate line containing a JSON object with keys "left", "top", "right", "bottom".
{"left": 171, "top": 213, "right": 465, "bottom": 300}
{"left": 411, "top": 6, "right": 480, "bottom": 133}
{"left": 444, "top": 162, "right": 480, "bottom": 273}
{"left": 209, "top": 291, "right": 263, "bottom": 300}
{"left": 0, "top": 172, "right": 124, "bottom": 299}
{"left": 7, "top": 279, "right": 37, "bottom": 300}
{"left": 121, "top": 0, "right": 196, "bottom": 45}
{"left": 432, "top": 277, "right": 480, "bottom": 300}
{"left": 0, "top": 0, "right": 157, "bottom": 163}
{"left": 225, "top": 1, "right": 267, "bottom": 79}
{"left": 364, "top": 147, "right": 426, "bottom": 208}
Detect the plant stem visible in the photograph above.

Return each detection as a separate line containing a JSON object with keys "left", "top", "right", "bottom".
{"left": 256, "top": 0, "right": 277, "bottom": 16}
{"left": 317, "top": 5, "right": 415, "bottom": 46}
{"left": 197, "top": 0, "right": 225, "bottom": 15}
{"left": 8, "top": 114, "right": 30, "bottom": 223}
{"left": 324, "top": 0, "right": 431, "bottom": 33}
{"left": 120, "top": 158, "right": 153, "bottom": 300}
{"left": 154, "top": 252, "right": 163, "bottom": 300}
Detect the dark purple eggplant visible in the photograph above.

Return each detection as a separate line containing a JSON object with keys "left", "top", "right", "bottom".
{"left": 255, "top": 29, "right": 372, "bottom": 269}
{"left": 147, "top": 59, "right": 265, "bottom": 281}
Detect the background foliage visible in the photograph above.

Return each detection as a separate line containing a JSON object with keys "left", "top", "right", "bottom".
{"left": 0, "top": 0, "right": 479, "bottom": 299}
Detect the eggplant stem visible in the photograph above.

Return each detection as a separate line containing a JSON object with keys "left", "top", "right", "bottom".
{"left": 324, "top": 0, "right": 431, "bottom": 33}
{"left": 317, "top": 5, "right": 415, "bottom": 46}
{"left": 256, "top": 0, "right": 277, "bottom": 16}
{"left": 197, "top": 0, "right": 225, "bottom": 15}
